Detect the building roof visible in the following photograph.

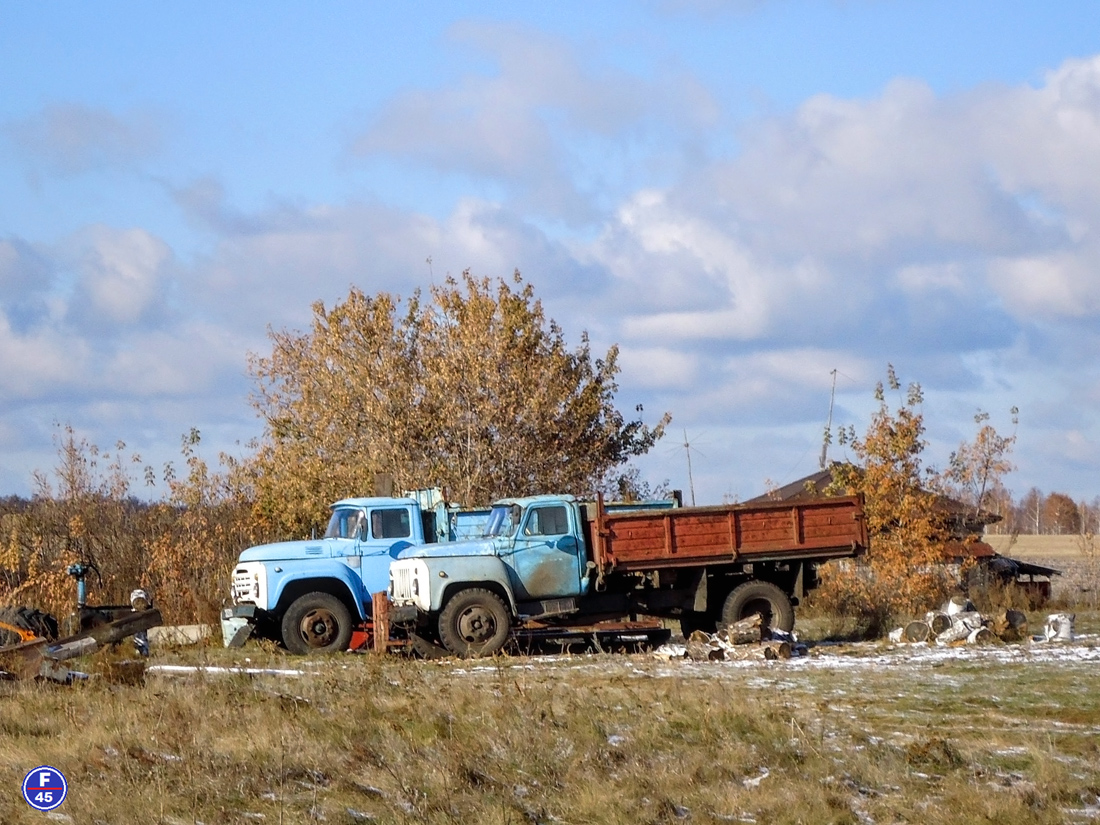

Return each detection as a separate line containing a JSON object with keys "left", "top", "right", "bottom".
{"left": 745, "top": 463, "right": 1002, "bottom": 535}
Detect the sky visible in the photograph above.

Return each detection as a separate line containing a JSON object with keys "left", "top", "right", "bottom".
{"left": 3, "top": 0, "right": 1100, "bottom": 506}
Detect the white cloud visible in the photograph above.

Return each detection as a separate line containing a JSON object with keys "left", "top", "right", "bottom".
{"left": 894, "top": 262, "right": 968, "bottom": 295}
{"left": 5, "top": 104, "right": 161, "bottom": 174}
{"left": 352, "top": 22, "right": 717, "bottom": 222}
{"left": 987, "top": 250, "right": 1100, "bottom": 319}
{"left": 618, "top": 345, "right": 699, "bottom": 390}
{"left": 69, "top": 226, "right": 171, "bottom": 326}
{"left": 982, "top": 56, "right": 1100, "bottom": 219}
{"left": 0, "top": 313, "right": 88, "bottom": 397}
{"left": 582, "top": 54, "right": 1100, "bottom": 377}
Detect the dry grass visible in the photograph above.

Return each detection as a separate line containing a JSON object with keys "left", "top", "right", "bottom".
{"left": 3, "top": 620, "right": 1100, "bottom": 825}
{"left": 984, "top": 535, "right": 1090, "bottom": 560}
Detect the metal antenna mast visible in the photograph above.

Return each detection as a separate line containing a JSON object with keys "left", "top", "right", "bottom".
{"left": 682, "top": 428, "right": 697, "bottom": 506}
{"left": 819, "top": 368, "right": 838, "bottom": 469}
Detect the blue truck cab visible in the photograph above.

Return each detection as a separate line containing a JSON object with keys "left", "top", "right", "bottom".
{"left": 221, "top": 489, "right": 475, "bottom": 653}
{"left": 394, "top": 494, "right": 591, "bottom": 611}
{"left": 389, "top": 494, "right": 680, "bottom": 657}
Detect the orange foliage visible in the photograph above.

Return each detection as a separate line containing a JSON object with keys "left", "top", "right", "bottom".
{"left": 0, "top": 426, "right": 265, "bottom": 626}
{"left": 818, "top": 367, "right": 953, "bottom": 635}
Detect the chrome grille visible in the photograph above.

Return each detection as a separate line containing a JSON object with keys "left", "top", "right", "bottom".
{"left": 232, "top": 568, "right": 254, "bottom": 601}
{"left": 391, "top": 566, "right": 416, "bottom": 601}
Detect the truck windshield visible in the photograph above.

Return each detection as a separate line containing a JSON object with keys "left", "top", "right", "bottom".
{"left": 482, "top": 505, "right": 522, "bottom": 538}
{"left": 324, "top": 508, "right": 365, "bottom": 539}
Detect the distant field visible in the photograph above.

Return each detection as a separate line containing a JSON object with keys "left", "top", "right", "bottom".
{"left": 983, "top": 534, "right": 1093, "bottom": 560}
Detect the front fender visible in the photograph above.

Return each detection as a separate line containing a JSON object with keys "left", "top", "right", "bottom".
{"left": 424, "top": 556, "right": 517, "bottom": 614}
{"left": 269, "top": 561, "right": 370, "bottom": 619}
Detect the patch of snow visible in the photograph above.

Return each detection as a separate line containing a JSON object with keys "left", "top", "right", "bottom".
{"left": 742, "top": 768, "right": 770, "bottom": 788}
{"left": 147, "top": 664, "right": 309, "bottom": 677}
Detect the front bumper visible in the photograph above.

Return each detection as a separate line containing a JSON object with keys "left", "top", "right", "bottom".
{"left": 220, "top": 604, "right": 264, "bottom": 648}
{"left": 386, "top": 603, "right": 419, "bottom": 626}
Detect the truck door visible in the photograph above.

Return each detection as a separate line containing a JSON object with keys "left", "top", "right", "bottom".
{"left": 512, "top": 504, "right": 583, "bottom": 599}
{"left": 358, "top": 507, "right": 415, "bottom": 603}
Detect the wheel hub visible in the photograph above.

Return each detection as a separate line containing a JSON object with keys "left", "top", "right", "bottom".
{"left": 299, "top": 608, "right": 338, "bottom": 647}
{"left": 457, "top": 606, "right": 496, "bottom": 642}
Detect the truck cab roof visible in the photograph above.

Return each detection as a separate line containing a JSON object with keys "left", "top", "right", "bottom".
{"left": 329, "top": 496, "right": 419, "bottom": 509}
{"left": 490, "top": 494, "right": 577, "bottom": 508}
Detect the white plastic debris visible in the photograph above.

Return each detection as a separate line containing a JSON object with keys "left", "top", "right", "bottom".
{"left": 941, "top": 596, "right": 975, "bottom": 616}
{"left": 1044, "top": 613, "right": 1075, "bottom": 642}
{"left": 935, "top": 612, "right": 987, "bottom": 645}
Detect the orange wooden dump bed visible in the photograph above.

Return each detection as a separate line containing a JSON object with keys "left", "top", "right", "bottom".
{"left": 586, "top": 495, "right": 867, "bottom": 574}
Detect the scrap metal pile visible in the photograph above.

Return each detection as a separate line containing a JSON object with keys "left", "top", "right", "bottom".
{"left": 0, "top": 565, "right": 162, "bottom": 683}
{"left": 0, "top": 607, "right": 162, "bottom": 683}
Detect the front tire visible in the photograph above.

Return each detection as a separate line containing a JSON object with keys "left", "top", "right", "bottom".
{"left": 720, "top": 581, "right": 795, "bottom": 633}
{"left": 281, "top": 592, "right": 354, "bottom": 654}
{"left": 437, "top": 588, "right": 511, "bottom": 657}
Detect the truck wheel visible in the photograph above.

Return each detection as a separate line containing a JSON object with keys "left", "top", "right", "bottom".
{"left": 438, "top": 588, "right": 511, "bottom": 657}
{"left": 720, "top": 581, "right": 795, "bottom": 633}
{"left": 281, "top": 592, "right": 354, "bottom": 654}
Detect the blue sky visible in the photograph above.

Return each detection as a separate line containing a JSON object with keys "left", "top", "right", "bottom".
{"left": 3, "top": 1, "right": 1100, "bottom": 505}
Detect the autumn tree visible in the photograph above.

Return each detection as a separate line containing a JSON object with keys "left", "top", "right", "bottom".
{"left": 944, "top": 409, "right": 1017, "bottom": 521}
{"left": 1042, "top": 492, "right": 1081, "bottom": 534}
{"left": 819, "top": 367, "right": 953, "bottom": 635}
{"left": 0, "top": 425, "right": 261, "bottom": 624}
{"left": 247, "top": 270, "right": 669, "bottom": 536}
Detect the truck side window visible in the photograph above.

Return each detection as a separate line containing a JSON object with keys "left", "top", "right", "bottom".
{"left": 371, "top": 508, "right": 411, "bottom": 539}
{"left": 524, "top": 505, "right": 568, "bottom": 537}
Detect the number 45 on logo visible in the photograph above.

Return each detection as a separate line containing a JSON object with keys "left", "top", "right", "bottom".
{"left": 22, "top": 765, "right": 68, "bottom": 811}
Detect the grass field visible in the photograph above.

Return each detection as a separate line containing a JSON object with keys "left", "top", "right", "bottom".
{"left": 984, "top": 535, "right": 1094, "bottom": 561}
{"left": 2, "top": 614, "right": 1099, "bottom": 825}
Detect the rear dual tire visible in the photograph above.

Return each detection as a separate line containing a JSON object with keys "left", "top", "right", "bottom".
{"left": 720, "top": 581, "right": 795, "bottom": 633}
